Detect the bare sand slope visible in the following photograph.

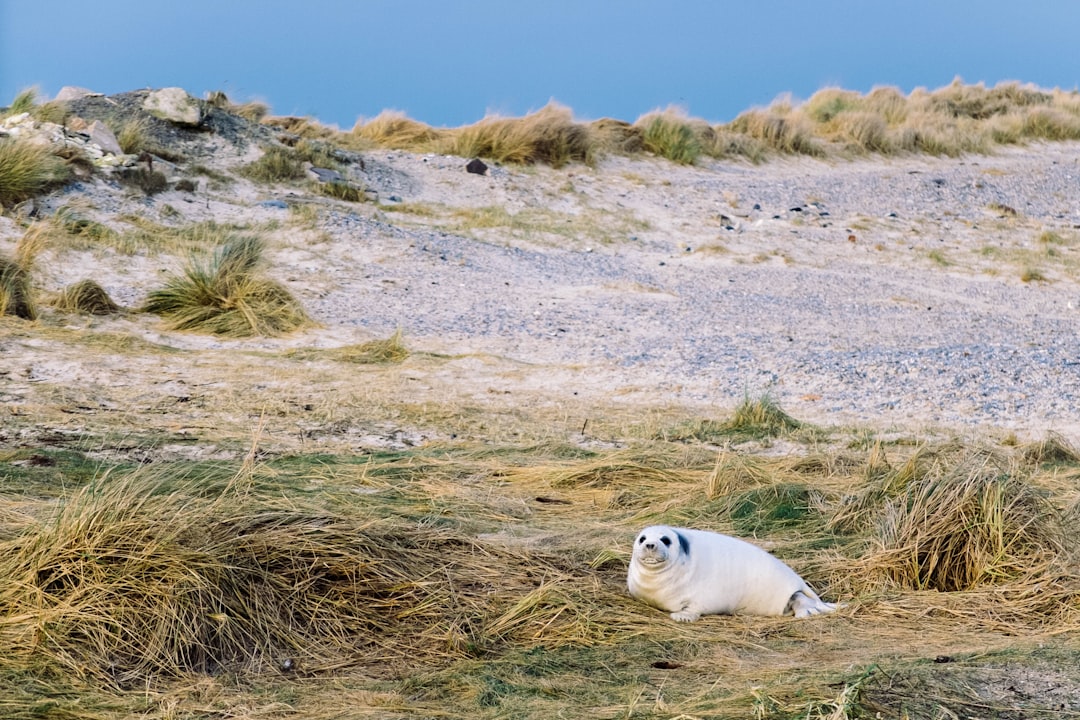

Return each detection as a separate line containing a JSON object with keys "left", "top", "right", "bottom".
{"left": 3, "top": 127, "right": 1080, "bottom": 452}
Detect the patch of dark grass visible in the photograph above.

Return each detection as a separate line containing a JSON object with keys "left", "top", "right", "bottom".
{"left": 0, "top": 254, "right": 35, "bottom": 319}
{"left": 726, "top": 482, "right": 826, "bottom": 535}
{"left": 0, "top": 447, "right": 118, "bottom": 498}
{"left": 315, "top": 179, "right": 366, "bottom": 202}
{"left": 116, "top": 166, "right": 168, "bottom": 195}
{"left": 238, "top": 145, "right": 306, "bottom": 182}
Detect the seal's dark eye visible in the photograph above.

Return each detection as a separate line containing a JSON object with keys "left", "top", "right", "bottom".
{"left": 638, "top": 536, "right": 645, "bottom": 544}
{"left": 661, "top": 536, "right": 671, "bottom": 546}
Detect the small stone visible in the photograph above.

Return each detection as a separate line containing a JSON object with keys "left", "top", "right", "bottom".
{"left": 143, "top": 87, "right": 203, "bottom": 126}
{"left": 307, "top": 166, "right": 343, "bottom": 183}
{"left": 466, "top": 158, "right": 488, "bottom": 175}
{"left": 87, "top": 120, "right": 123, "bottom": 156}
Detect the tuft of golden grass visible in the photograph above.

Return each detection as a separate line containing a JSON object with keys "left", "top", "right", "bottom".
{"left": 843, "top": 446, "right": 1070, "bottom": 593}
{"left": 438, "top": 102, "right": 594, "bottom": 168}
{"left": 112, "top": 117, "right": 152, "bottom": 155}
{"left": 288, "top": 329, "right": 410, "bottom": 364}
{"left": 0, "top": 138, "right": 71, "bottom": 207}
{"left": 50, "top": 279, "right": 122, "bottom": 315}
{"left": 633, "top": 108, "right": 704, "bottom": 164}
{"left": 141, "top": 234, "right": 310, "bottom": 336}
{"left": 352, "top": 110, "right": 447, "bottom": 150}
{"left": 205, "top": 89, "right": 269, "bottom": 123}
{"left": 340, "top": 79, "right": 1080, "bottom": 166}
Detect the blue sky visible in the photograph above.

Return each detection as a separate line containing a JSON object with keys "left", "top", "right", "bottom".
{"left": 2, "top": 1, "right": 1078, "bottom": 129}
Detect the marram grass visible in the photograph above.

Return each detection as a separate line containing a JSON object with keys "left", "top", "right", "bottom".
{"left": 0, "top": 434, "right": 1079, "bottom": 717}
{"left": 0, "top": 254, "right": 35, "bottom": 319}
{"left": 141, "top": 234, "right": 309, "bottom": 336}
{"left": 0, "top": 138, "right": 71, "bottom": 207}
{"left": 50, "top": 279, "right": 121, "bottom": 315}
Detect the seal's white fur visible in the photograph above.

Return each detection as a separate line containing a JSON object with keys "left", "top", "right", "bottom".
{"left": 627, "top": 525, "right": 837, "bottom": 621}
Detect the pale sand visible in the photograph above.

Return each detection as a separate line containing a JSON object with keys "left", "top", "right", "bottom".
{"left": 3, "top": 132, "right": 1080, "bottom": 456}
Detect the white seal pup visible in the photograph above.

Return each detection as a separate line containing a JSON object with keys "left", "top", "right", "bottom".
{"left": 627, "top": 525, "right": 837, "bottom": 621}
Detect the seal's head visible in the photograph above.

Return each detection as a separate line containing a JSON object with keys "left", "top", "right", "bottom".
{"left": 632, "top": 525, "right": 689, "bottom": 568}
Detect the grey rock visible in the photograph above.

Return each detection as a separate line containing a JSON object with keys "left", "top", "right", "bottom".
{"left": 87, "top": 120, "right": 123, "bottom": 156}
{"left": 466, "top": 158, "right": 488, "bottom": 175}
{"left": 143, "top": 87, "right": 203, "bottom": 126}
{"left": 307, "top": 166, "right": 344, "bottom": 183}
{"left": 54, "top": 86, "right": 100, "bottom": 102}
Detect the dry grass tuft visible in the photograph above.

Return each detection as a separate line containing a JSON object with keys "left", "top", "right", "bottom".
{"left": 440, "top": 103, "right": 593, "bottom": 168}
{"left": 634, "top": 108, "right": 703, "bottom": 164}
{"left": 1021, "top": 431, "right": 1080, "bottom": 467}
{"left": 0, "top": 466, "right": 486, "bottom": 684}
{"left": 844, "top": 447, "right": 1070, "bottom": 593}
{"left": 0, "top": 138, "right": 71, "bottom": 207}
{"left": 0, "top": 254, "right": 35, "bottom": 319}
{"left": 288, "top": 329, "right": 410, "bottom": 364}
{"left": 352, "top": 110, "right": 446, "bottom": 150}
{"left": 724, "top": 393, "right": 803, "bottom": 438}
{"left": 237, "top": 145, "right": 306, "bottom": 183}
{"left": 141, "top": 234, "right": 310, "bottom": 336}
{"left": 205, "top": 90, "right": 269, "bottom": 123}
{"left": 50, "top": 279, "right": 122, "bottom": 315}
{"left": 588, "top": 117, "right": 645, "bottom": 154}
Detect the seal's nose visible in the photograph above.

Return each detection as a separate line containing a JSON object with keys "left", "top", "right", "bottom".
{"left": 644, "top": 541, "right": 655, "bottom": 550}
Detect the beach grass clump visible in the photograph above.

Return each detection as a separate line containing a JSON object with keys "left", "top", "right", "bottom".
{"left": 237, "top": 145, "right": 306, "bottom": 183}
{"left": 727, "top": 105, "right": 822, "bottom": 156}
{"left": 723, "top": 393, "right": 803, "bottom": 439}
{"left": 634, "top": 109, "right": 702, "bottom": 165}
{"left": 0, "top": 465, "right": 485, "bottom": 684}
{"left": 3, "top": 88, "right": 39, "bottom": 117}
{"left": 588, "top": 117, "right": 645, "bottom": 155}
{"left": 352, "top": 110, "right": 446, "bottom": 150}
{"left": 112, "top": 117, "right": 153, "bottom": 154}
{"left": 288, "top": 329, "right": 410, "bottom": 365}
{"left": 846, "top": 447, "right": 1069, "bottom": 592}
{"left": 141, "top": 234, "right": 309, "bottom": 336}
{"left": 0, "top": 138, "right": 71, "bottom": 207}
{"left": 50, "top": 279, "right": 121, "bottom": 315}
{"left": 315, "top": 179, "right": 365, "bottom": 202}
{"left": 1021, "top": 431, "right": 1080, "bottom": 467}
{"left": 205, "top": 89, "right": 269, "bottom": 123}
{"left": 0, "top": 254, "right": 36, "bottom": 319}
{"left": 440, "top": 102, "right": 594, "bottom": 168}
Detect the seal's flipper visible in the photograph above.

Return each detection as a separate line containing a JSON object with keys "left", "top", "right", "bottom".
{"left": 787, "top": 590, "right": 838, "bottom": 618}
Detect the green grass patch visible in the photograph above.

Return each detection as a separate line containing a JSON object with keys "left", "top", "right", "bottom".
{"left": 726, "top": 482, "right": 826, "bottom": 535}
